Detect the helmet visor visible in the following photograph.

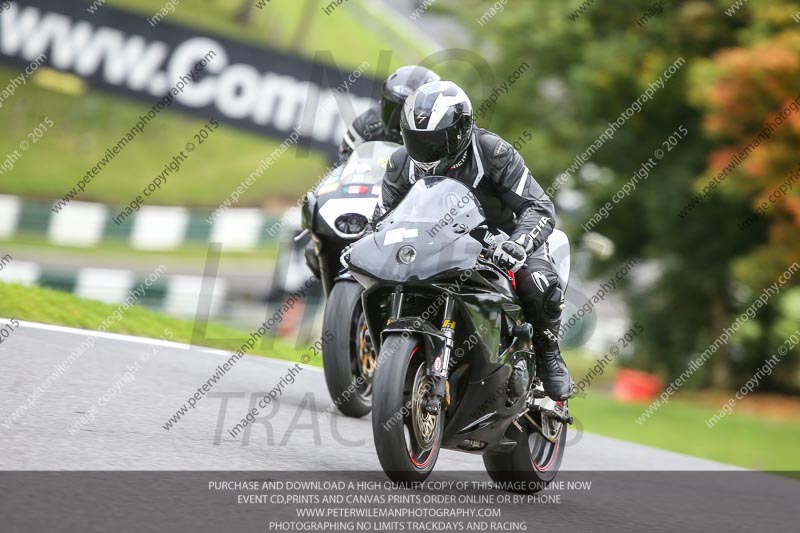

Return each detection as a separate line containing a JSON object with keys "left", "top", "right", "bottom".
{"left": 380, "top": 96, "right": 403, "bottom": 136}
{"left": 402, "top": 128, "right": 462, "bottom": 164}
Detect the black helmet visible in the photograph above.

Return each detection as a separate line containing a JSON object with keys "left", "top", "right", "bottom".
{"left": 400, "top": 81, "right": 474, "bottom": 174}
{"left": 380, "top": 65, "right": 440, "bottom": 143}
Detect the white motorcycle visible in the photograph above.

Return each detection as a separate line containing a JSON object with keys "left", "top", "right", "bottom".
{"left": 300, "top": 141, "right": 400, "bottom": 417}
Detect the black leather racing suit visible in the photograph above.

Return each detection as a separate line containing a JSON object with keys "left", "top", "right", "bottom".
{"left": 374, "top": 128, "right": 567, "bottom": 390}
{"left": 338, "top": 107, "right": 399, "bottom": 162}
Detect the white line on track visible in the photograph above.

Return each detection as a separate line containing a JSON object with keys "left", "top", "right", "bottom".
{"left": 0, "top": 317, "right": 323, "bottom": 372}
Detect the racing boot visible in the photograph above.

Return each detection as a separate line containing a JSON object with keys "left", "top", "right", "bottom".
{"left": 533, "top": 323, "right": 573, "bottom": 400}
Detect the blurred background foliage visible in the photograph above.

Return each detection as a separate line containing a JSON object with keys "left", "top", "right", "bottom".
{"left": 2, "top": 0, "right": 797, "bottom": 392}
{"left": 439, "top": 0, "right": 800, "bottom": 392}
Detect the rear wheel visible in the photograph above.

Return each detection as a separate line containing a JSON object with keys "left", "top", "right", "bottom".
{"left": 372, "top": 335, "right": 442, "bottom": 484}
{"left": 483, "top": 401, "right": 568, "bottom": 493}
{"left": 321, "top": 280, "right": 374, "bottom": 418}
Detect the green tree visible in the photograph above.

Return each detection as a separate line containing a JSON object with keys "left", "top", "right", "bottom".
{"left": 444, "top": 0, "right": 799, "bottom": 389}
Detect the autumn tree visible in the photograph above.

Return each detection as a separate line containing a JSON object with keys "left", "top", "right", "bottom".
{"left": 443, "top": 0, "right": 800, "bottom": 389}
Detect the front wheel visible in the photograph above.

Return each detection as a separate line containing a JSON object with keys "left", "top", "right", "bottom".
{"left": 372, "top": 335, "right": 442, "bottom": 484}
{"left": 482, "top": 401, "right": 568, "bottom": 493}
{"left": 321, "top": 280, "right": 374, "bottom": 418}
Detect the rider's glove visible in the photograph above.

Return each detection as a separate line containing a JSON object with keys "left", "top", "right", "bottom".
{"left": 491, "top": 235, "right": 534, "bottom": 273}
{"left": 340, "top": 244, "right": 353, "bottom": 269}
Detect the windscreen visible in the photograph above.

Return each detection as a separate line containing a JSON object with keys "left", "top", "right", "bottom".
{"left": 349, "top": 177, "right": 486, "bottom": 283}
{"left": 340, "top": 141, "right": 400, "bottom": 185}
{"left": 385, "top": 177, "right": 485, "bottom": 235}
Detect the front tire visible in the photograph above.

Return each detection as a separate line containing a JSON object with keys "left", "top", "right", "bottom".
{"left": 372, "top": 335, "right": 442, "bottom": 484}
{"left": 483, "top": 402, "right": 568, "bottom": 493}
{"left": 321, "top": 280, "right": 373, "bottom": 418}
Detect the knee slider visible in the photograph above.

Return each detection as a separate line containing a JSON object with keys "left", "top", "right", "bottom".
{"left": 519, "top": 266, "right": 562, "bottom": 320}
{"left": 544, "top": 284, "right": 565, "bottom": 319}
{"left": 525, "top": 259, "right": 558, "bottom": 290}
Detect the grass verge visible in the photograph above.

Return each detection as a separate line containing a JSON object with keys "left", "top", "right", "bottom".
{"left": 571, "top": 391, "right": 800, "bottom": 471}
{"left": 0, "top": 281, "right": 313, "bottom": 366}
{"left": 109, "top": 0, "right": 418, "bottom": 73}
{"left": 0, "top": 66, "right": 329, "bottom": 207}
{"left": 0, "top": 233, "right": 278, "bottom": 262}
{"left": 564, "top": 352, "right": 799, "bottom": 470}
{"left": 0, "top": 1, "right": 423, "bottom": 207}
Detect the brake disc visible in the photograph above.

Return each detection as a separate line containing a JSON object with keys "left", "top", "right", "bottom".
{"left": 410, "top": 364, "right": 438, "bottom": 451}
{"left": 357, "top": 318, "right": 377, "bottom": 380}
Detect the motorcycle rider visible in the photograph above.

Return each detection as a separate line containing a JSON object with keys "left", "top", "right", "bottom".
{"left": 338, "top": 65, "right": 440, "bottom": 162}
{"left": 306, "top": 66, "right": 441, "bottom": 280}
{"left": 370, "top": 81, "right": 573, "bottom": 400}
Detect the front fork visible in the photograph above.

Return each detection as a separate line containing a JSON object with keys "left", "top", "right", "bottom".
{"left": 425, "top": 296, "right": 456, "bottom": 414}
{"left": 388, "top": 288, "right": 456, "bottom": 415}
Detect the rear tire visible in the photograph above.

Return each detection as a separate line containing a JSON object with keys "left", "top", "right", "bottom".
{"left": 483, "top": 403, "right": 568, "bottom": 493}
{"left": 372, "top": 335, "right": 442, "bottom": 484}
{"left": 321, "top": 280, "right": 372, "bottom": 418}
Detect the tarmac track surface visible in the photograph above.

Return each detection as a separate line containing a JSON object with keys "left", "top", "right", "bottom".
{"left": 0, "top": 321, "right": 796, "bottom": 532}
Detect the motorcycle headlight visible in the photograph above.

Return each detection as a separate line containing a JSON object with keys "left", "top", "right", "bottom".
{"left": 397, "top": 245, "right": 417, "bottom": 265}
{"left": 334, "top": 213, "right": 368, "bottom": 235}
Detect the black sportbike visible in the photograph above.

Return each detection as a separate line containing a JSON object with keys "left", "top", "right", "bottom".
{"left": 301, "top": 141, "right": 400, "bottom": 418}
{"left": 348, "top": 177, "right": 573, "bottom": 491}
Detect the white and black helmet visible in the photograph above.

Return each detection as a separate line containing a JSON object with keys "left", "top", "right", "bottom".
{"left": 400, "top": 81, "right": 474, "bottom": 174}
